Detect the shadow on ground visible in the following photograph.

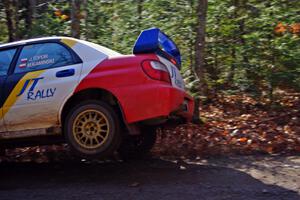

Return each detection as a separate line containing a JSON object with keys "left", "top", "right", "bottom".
{"left": 0, "top": 158, "right": 299, "bottom": 200}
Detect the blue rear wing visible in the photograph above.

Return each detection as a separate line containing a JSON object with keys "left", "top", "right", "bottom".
{"left": 133, "top": 28, "right": 181, "bottom": 67}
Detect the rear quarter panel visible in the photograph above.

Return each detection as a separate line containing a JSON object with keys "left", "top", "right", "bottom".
{"left": 74, "top": 54, "right": 175, "bottom": 123}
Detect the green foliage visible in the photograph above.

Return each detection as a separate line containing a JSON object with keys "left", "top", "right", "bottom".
{"left": 205, "top": 0, "right": 300, "bottom": 94}
{"left": 0, "top": 0, "right": 299, "bottom": 96}
{"left": 0, "top": 2, "right": 8, "bottom": 42}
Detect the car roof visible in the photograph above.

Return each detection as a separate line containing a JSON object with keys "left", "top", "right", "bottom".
{"left": 0, "top": 36, "right": 67, "bottom": 49}
{"left": 0, "top": 36, "right": 122, "bottom": 57}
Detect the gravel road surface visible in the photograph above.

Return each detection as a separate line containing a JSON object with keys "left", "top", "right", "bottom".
{"left": 0, "top": 156, "right": 299, "bottom": 200}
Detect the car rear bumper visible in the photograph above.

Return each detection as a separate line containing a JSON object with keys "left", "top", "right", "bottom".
{"left": 113, "top": 83, "right": 194, "bottom": 124}
{"left": 169, "top": 88, "right": 194, "bottom": 120}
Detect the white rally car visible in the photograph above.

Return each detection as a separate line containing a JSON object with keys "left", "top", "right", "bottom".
{"left": 0, "top": 28, "right": 194, "bottom": 158}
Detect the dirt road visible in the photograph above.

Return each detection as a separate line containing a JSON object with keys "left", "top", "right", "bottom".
{"left": 0, "top": 156, "right": 299, "bottom": 200}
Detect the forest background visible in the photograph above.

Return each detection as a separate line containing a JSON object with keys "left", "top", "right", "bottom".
{"left": 0, "top": 0, "right": 299, "bottom": 158}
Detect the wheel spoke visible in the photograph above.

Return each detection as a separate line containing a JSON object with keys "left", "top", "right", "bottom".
{"left": 90, "top": 112, "right": 94, "bottom": 120}
{"left": 98, "top": 117, "right": 105, "bottom": 123}
{"left": 96, "top": 133, "right": 105, "bottom": 139}
{"left": 99, "top": 123, "right": 107, "bottom": 127}
{"left": 93, "top": 137, "right": 99, "bottom": 145}
{"left": 77, "top": 134, "right": 85, "bottom": 140}
{"left": 88, "top": 137, "right": 93, "bottom": 146}
{"left": 93, "top": 113, "right": 98, "bottom": 120}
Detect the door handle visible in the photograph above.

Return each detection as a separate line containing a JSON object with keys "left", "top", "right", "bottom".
{"left": 56, "top": 69, "right": 75, "bottom": 78}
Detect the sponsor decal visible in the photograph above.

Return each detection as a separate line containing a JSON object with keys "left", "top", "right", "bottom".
{"left": 27, "top": 54, "right": 55, "bottom": 68}
{"left": 171, "top": 67, "right": 176, "bottom": 78}
{"left": 0, "top": 70, "right": 45, "bottom": 119}
{"left": 27, "top": 88, "right": 56, "bottom": 101}
{"left": 17, "top": 77, "right": 56, "bottom": 101}
{"left": 18, "top": 55, "right": 55, "bottom": 69}
{"left": 170, "top": 66, "right": 184, "bottom": 89}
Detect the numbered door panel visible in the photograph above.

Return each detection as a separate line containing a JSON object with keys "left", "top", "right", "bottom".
{"left": 3, "top": 43, "right": 83, "bottom": 131}
{"left": 0, "top": 48, "right": 18, "bottom": 132}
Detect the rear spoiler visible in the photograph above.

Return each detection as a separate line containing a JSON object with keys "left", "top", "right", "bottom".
{"left": 133, "top": 28, "right": 181, "bottom": 69}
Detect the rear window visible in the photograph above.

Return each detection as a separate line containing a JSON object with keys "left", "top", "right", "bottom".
{"left": 0, "top": 48, "right": 16, "bottom": 76}
{"left": 15, "top": 43, "right": 74, "bottom": 73}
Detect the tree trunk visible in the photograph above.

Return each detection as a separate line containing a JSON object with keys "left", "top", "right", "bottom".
{"left": 71, "top": 0, "right": 81, "bottom": 38}
{"left": 3, "top": 0, "right": 18, "bottom": 42}
{"left": 194, "top": 0, "right": 208, "bottom": 91}
{"left": 82, "top": 0, "right": 88, "bottom": 39}
{"left": 193, "top": 0, "right": 208, "bottom": 123}
{"left": 13, "top": 0, "right": 20, "bottom": 38}
{"left": 226, "top": 0, "right": 238, "bottom": 87}
{"left": 25, "top": 0, "right": 36, "bottom": 37}
{"left": 227, "top": 47, "right": 236, "bottom": 85}
{"left": 137, "top": 0, "right": 143, "bottom": 21}
{"left": 136, "top": 0, "right": 143, "bottom": 29}
{"left": 189, "top": 0, "right": 195, "bottom": 71}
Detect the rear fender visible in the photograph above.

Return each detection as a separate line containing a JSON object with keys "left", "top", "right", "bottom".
{"left": 73, "top": 54, "right": 159, "bottom": 124}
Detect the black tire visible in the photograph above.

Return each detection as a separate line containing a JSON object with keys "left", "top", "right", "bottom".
{"left": 118, "top": 126, "right": 157, "bottom": 160}
{"left": 64, "top": 100, "right": 121, "bottom": 158}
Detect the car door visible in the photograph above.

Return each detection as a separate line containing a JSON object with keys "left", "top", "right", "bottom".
{"left": 3, "top": 42, "right": 82, "bottom": 131}
{"left": 0, "top": 75, "right": 5, "bottom": 132}
{"left": 0, "top": 48, "right": 18, "bottom": 132}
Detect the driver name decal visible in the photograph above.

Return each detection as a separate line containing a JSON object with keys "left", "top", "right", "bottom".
{"left": 27, "top": 54, "right": 55, "bottom": 68}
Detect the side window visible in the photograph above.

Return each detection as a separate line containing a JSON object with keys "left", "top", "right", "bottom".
{"left": 0, "top": 48, "right": 17, "bottom": 76}
{"left": 15, "top": 43, "right": 74, "bottom": 73}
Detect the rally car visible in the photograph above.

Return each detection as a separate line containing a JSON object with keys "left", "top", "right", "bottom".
{"left": 0, "top": 28, "right": 194, "bottom": 158}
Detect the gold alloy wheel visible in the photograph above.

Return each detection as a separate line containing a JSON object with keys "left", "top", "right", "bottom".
{"left": 72, "top": 109, "right": 110, "bottom": 149}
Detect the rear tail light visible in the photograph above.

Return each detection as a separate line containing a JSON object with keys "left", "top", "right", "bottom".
{"left": 141, "top": 60, "right": 171, "bottom": 83}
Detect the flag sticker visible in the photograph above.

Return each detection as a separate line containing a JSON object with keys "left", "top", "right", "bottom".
{"left": 19, "top": 58, "right": 28, "bottom": 68}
